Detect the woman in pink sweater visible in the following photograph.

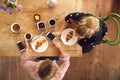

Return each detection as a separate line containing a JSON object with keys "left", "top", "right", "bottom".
{"left": 21, "top": 40, "right": 70, "bottom": 80}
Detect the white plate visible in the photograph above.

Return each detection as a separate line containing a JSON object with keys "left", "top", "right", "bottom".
{"left": 61, "top": 28, "right": 78, "bottom": 45}
{"left": 31, "top": 36, "right": 48, "bottom": 53}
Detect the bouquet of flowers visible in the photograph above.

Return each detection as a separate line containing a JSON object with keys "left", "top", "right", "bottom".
{"left": 0, "top": 0, "right": 22, "bottom": 14}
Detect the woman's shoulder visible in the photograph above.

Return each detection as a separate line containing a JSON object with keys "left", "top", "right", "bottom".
{"left": 65, "top": 12, "right": 94, "bottom": 23}
{"left": 99, "top": 20, "right": 107, "bottom": 28}
{"left": 67, "top": 12, "right": 93, "bottom": 17}
{"left": 99, "top": 20, "right": 108, "bottom": 35}
{"left": 80, "top": 20, "right": 108, "bottom": 45}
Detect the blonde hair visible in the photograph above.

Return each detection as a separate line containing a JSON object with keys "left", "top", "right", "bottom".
{"left": 76, "top": 16, "right": 100, "bottom": 38}
{"left": 38, "top": 59, "right": 58, "bottom": 80}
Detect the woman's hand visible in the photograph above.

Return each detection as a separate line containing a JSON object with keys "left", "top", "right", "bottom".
{"left": 52, "top": 41, "right": 61, "bottom": 49}
{"left": 24, "top": 39, "right": 29, "bottom": 51}
{"left": 52, "top": 21, "right": 70, "bottom": 36}
{"left": 69, "top": 18, "right": 78, "bottom": 29}
{"left": 52, "top": 41, "right": 64, "bottom": 53}
{"left": 69, "top": 18, "right": 77, "bottom": 24}
{"left": 52, "top": 31, "right": 61, "bottom": 36}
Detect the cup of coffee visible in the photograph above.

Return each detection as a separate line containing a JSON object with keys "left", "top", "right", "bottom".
{"left": 37, "top": 21, "right": 46, "bottom": 30}
{"left": 48, "top": 19, "right": 56, "bottom": 27}
{"left": 10, "top": 23, "right": 20, "bottom": 33}
{"left": 24, "top": 32, "right": 32, "bottom": 40}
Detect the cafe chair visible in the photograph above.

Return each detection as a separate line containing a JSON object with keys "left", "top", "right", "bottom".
{"left": 99, "top": 13, "right": 120, "bottom": 46}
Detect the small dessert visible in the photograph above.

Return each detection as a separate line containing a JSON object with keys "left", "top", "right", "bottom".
{"left": 42, "top": 38, "right": 47, "bottom": 43}
{"left": 35, "top": 38, "right": 46, "bottom": 50}
{"left": 66, "top": 31, "right": 73, "bottom": 42}
{"left": 69, "top": 30, "right": 73, "bottom": 35}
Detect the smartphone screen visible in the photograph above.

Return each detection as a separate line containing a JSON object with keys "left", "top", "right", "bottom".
{"left": 46, "top": 32, "right": 56, "bottom": 41}
{"left": 16, "top": 41, "right": 25, "bottom": 51}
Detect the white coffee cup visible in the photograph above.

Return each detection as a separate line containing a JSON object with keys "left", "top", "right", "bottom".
{"left": 48, "top": 19, "right": 56, "bottom": 27}
{"left": 24, "top": 32, "right": 32, "bottom": 40}
{"left": 10, "top": 23, "right": 20, "bottom": 33}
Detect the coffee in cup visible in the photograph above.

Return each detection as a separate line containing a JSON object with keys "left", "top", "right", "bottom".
{"left": 37, "top": 21, "right": 46, "bottom": 30}
{"left": 48, "top": 19, "right": 56, "bottom": 27}
{"left": 10, "top": 23, "right": 20, "bottom": 33}
{"left": 24, "top": 32, "right": 32, "bottom": 40}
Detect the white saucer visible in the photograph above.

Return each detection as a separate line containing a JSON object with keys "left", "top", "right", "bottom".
{"left": 31, "top": 36, "right": 48, "bottom": 53}
{"left": 61, "top": 28, "right": 78, "bottom": 45}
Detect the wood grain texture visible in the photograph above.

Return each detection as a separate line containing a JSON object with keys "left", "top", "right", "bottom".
{"left": 0, "top": 0, "right": 120, "bottom": 80}
{"left": 0, "top": 0, "right": 82, "bottom": 57}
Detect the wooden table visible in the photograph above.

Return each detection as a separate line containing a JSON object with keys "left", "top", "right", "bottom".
{"left": 0, "top": 0, "right": 82, "bottom": 57}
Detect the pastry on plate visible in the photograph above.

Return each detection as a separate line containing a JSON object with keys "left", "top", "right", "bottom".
{"left": 66, "top": 31, "right": 73, "bottom": 42}
{"left": 35, "top": 38, "right": 46, "bottom": 50}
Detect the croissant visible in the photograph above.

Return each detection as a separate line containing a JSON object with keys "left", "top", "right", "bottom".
{"left": 66, "top": 31, "right": 73, "bottom": 42}
{"left": 35, "top": 38, "right": 46, "bottom": 50}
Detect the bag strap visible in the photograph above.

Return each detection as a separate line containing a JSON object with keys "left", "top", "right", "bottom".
{"left": 99, "top": 13, "right": 120, "bottom": 46}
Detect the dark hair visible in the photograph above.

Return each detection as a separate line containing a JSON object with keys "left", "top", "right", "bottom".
{"left": 38, "top": 59, "right": 53, "bottom": 79}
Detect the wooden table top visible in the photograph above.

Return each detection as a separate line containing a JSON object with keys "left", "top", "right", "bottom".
{"left": 0, "top": 0, "right": 82, "bottom": 57}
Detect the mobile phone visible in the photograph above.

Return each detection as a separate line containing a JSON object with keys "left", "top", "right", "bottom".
{"left": 46, "top": 32, "right": 56, "bottom": 41}
{"left": 16, "top": 41, "right": 25, "bottom": 51}
{"left": 37, "top": 21, "right": 46, "bottom": 30}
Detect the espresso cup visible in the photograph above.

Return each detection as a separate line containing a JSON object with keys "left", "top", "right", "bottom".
{"left": 37, "top": 21, "right": 46, "bottom": 30}
{"left": 24, "top": 32, "right": 32, "bottom": 40}
{"left": 10, "top": 23, "right": 20, "bottom": 33}
{"left": 48, "top": 19, "right": 56, "bottom": 27}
